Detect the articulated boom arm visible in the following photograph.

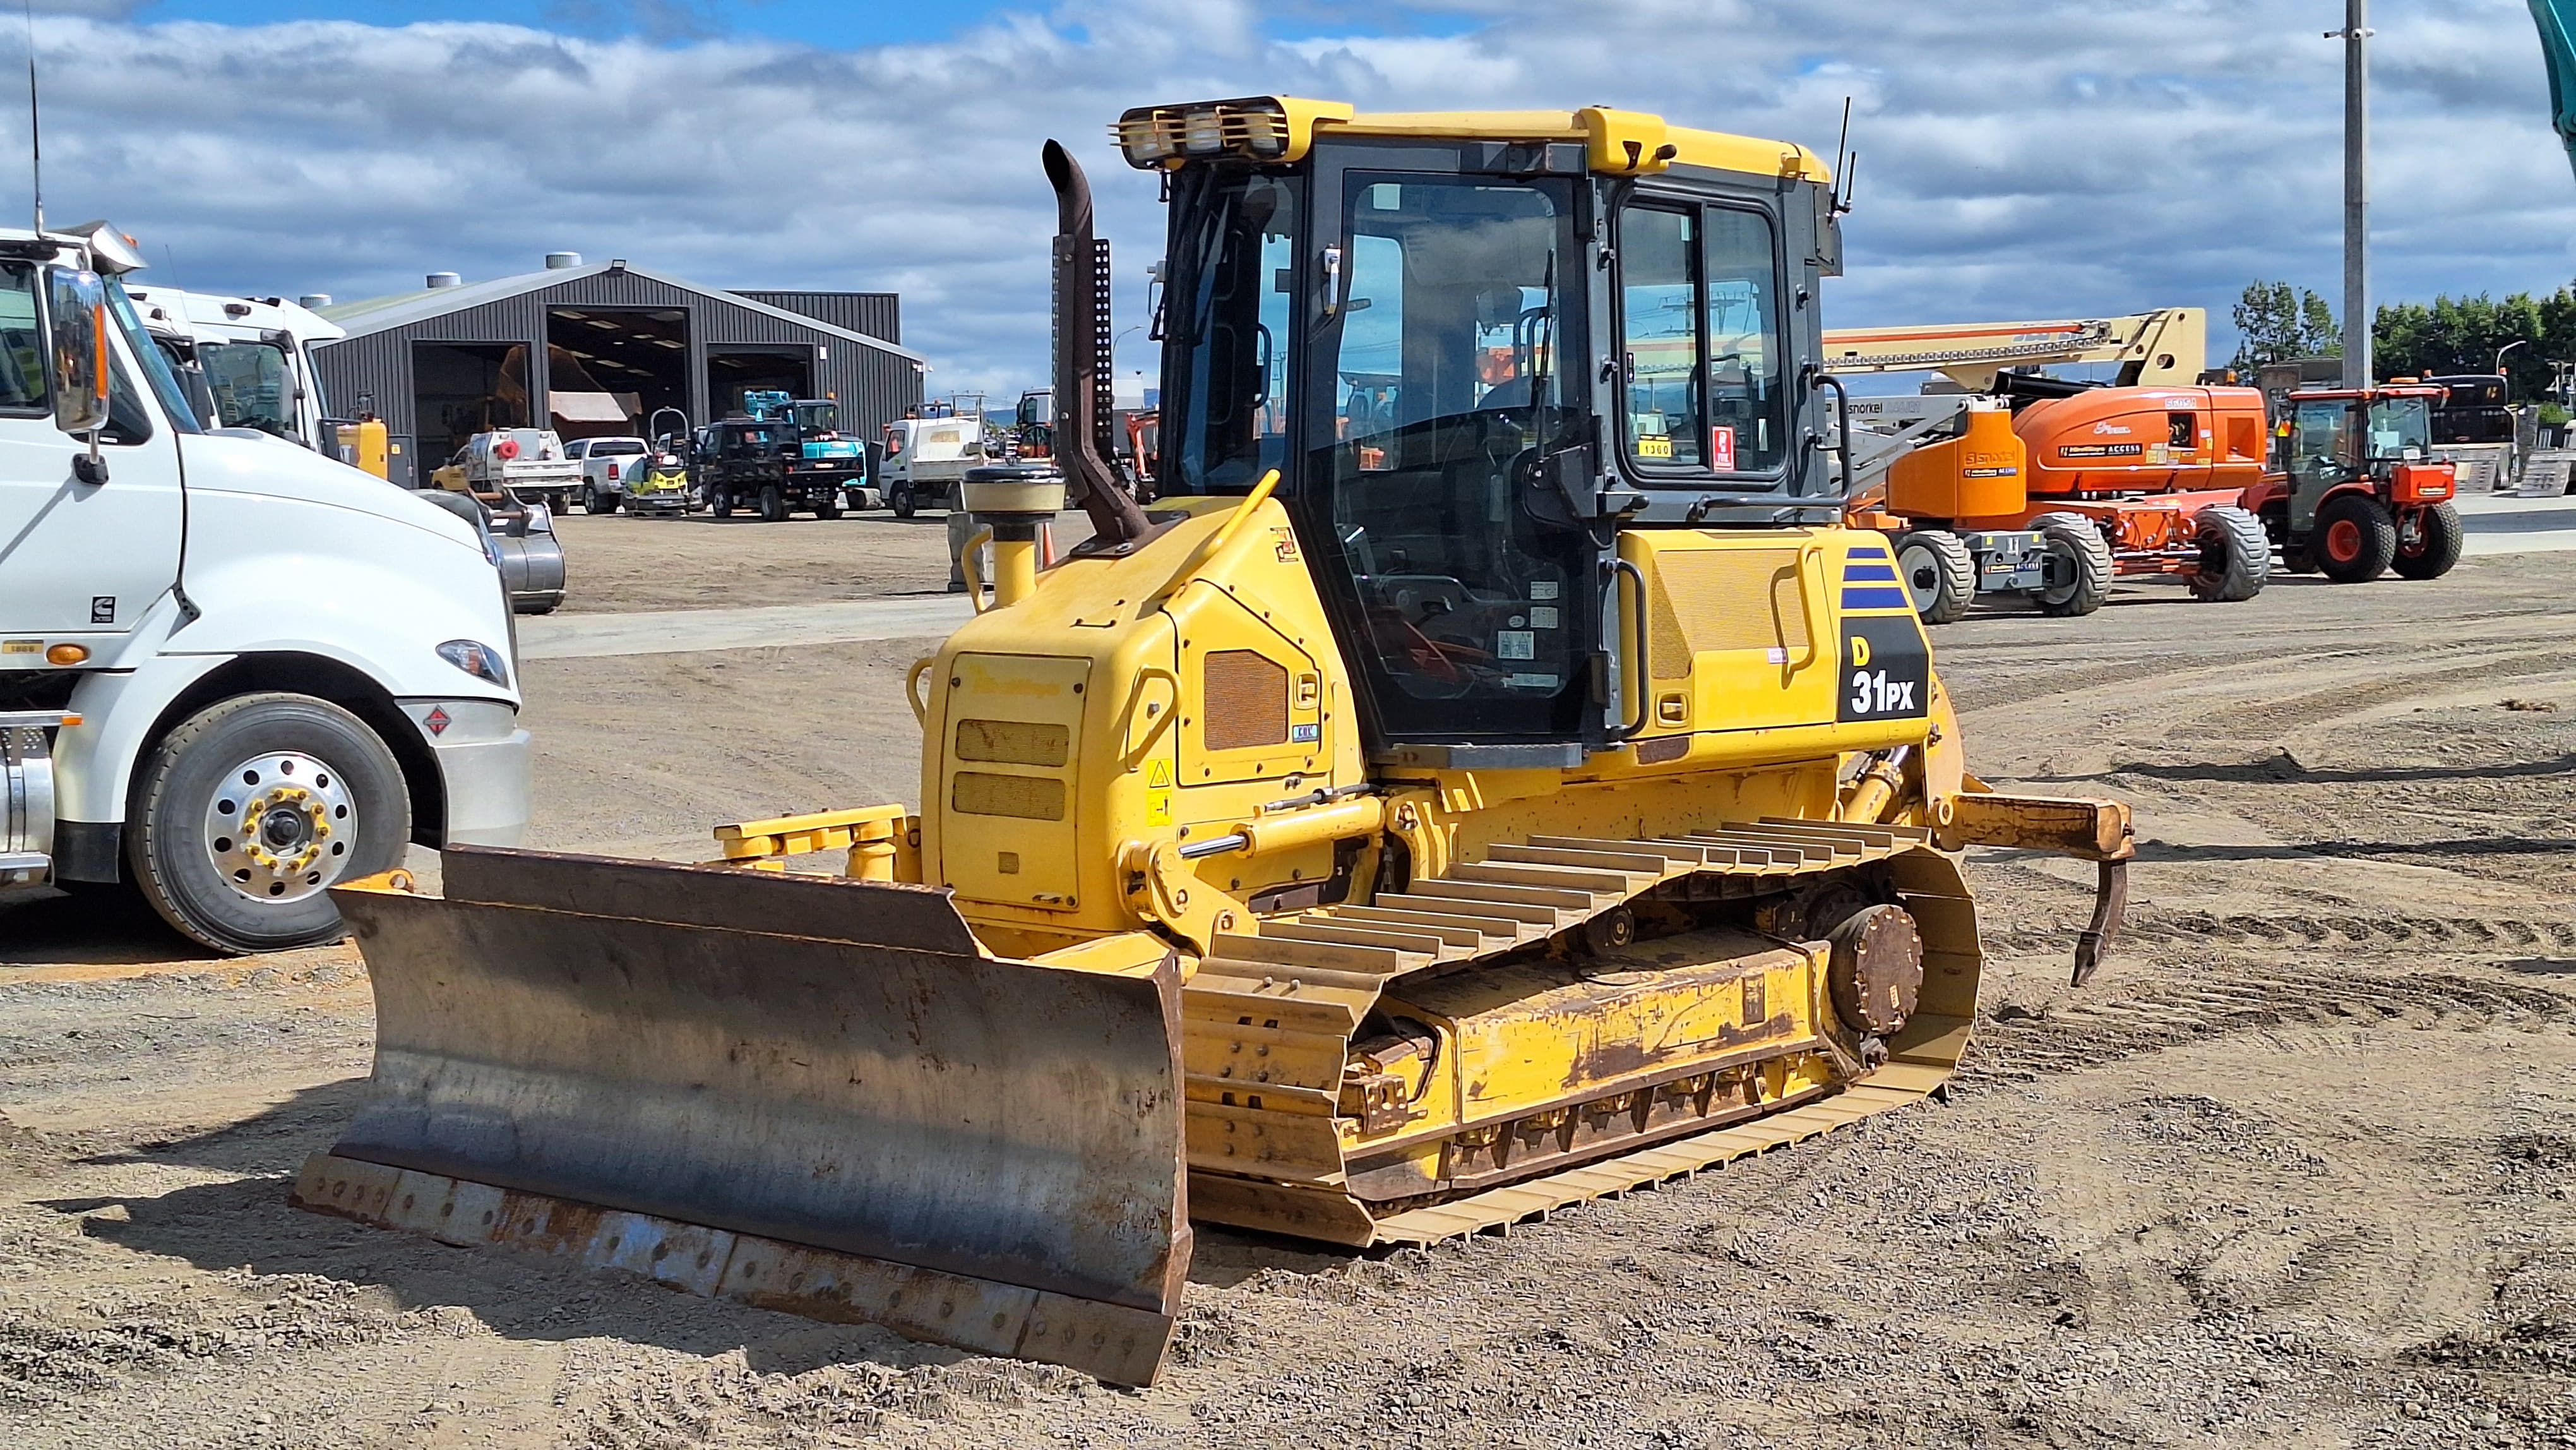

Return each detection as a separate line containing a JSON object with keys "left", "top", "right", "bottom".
{"left": 1823, "top": 308, "right": 2207, "bottom": 392}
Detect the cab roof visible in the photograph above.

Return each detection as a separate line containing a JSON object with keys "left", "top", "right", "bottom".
{"left": 1115, "top": 97, "right": 1832, "bottom": 183}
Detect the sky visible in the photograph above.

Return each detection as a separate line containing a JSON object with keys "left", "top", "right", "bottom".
{"left": 6, "top": 1, "right": 2569, "bottom": 397}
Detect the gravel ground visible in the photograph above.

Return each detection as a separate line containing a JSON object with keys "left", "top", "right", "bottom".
{"left": 3, "top": 552, "right": 2573, "bottom": 1449}
{"left": 546, "top": 507, "right": 1092, "bottom": 614}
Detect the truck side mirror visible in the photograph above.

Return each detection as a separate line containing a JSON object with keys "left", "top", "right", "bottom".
{"left": 47, "top": 267, "right": 110, "bottom": 436}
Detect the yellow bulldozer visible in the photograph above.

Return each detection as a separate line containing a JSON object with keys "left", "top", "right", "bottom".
{"left": 290, "top": 98, "right": 2133, "bottom": 1387}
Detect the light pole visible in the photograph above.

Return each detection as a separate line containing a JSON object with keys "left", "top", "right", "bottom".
{"left": 2496, "top": 337, "right": 2529, "bottom": 380}
{"left": 2330, "top": 1, "right": 2373, "bottom": 388}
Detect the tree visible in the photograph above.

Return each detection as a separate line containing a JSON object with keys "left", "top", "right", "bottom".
{"left": 2375, "top": 289, "right": 2553, "bottom": 397}
{"left": 2231, "top": 280, "right": 2339, "bottom": 368}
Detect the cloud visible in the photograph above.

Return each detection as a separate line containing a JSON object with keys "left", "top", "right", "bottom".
{"left": 5, "top": 0, "right": 2567, "bottom": 395}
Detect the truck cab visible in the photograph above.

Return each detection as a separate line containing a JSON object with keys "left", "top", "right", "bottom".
{"left": 125, "top": 285, "right": 343, "bottom": 455}
{"left": 1, "top": 222, "right": 530, "bottom": 952}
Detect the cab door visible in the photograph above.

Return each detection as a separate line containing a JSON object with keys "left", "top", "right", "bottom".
{"left": 0, "top": 267, "right": 186, "bottom": 645}
{"left": 1289, "top": 141, "right": 1602, "bottom": 759}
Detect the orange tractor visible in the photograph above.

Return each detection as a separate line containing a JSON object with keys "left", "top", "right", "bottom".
{"left": 2245, "top": 385, "right": 2462, "bottom": 582}
{"left": 1851, "top": 381, "right": 2274, "bottom": 623}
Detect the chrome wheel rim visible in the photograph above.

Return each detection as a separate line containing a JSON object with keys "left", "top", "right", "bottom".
{"left": 203, "top": 750, "right": 359, "bottom": 904}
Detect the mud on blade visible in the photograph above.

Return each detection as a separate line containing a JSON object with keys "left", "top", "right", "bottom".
{"left": 302, "top": 848, "right": 1190, "bottom": 1384}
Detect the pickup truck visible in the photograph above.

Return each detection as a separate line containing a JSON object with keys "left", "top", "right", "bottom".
{"left": 567, "top": 435, "right": 650, "bottom": 513}
{"left": 1, "top": 220, "right": 532, "bottom": 954}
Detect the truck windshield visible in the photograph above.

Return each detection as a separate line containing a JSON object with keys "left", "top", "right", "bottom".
{"left": 2365, "top": 396, "right": 2430, "bottom": 458}
{"left": 198, "top": 341, "right": 295, "bottom": 437}
{"left": 103, "top": 277, "right": 203, "bottom": 434}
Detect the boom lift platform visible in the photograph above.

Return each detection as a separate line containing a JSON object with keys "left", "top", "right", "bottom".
{"left": 296, "top": 97, "right": 2132, "bottom": 1386}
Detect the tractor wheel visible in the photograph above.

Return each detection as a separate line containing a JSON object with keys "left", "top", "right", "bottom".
{"left": 758, "top": 484, "right": 788, "bottom": 522}
{"left": 2279, "top": 545, "right": 2315, "bottom": 575}
{"left": 1893, "top": 529, "right": 1976, "bottom": 625}
{"left": 2314, "top": 493, "right": 2397, "bottom": 582}
{"left": 2390, "top": 501, "right": 2464, "bottom": 580}
{"left": 2186, "top": 505, "right": 2270, "bottom": 602}
{"left": 2028, "top": 512, "right": 2113, "bottom": 617}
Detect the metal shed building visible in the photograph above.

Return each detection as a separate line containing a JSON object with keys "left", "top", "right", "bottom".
{"left": 313, "top": 255, "right": 925, "bottom": 486}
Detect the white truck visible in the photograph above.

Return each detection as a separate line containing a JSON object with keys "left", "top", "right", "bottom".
{"left": 1, "top": 221, "right": 531, "bottom": 954}
{"left": 879, "top": 409, "right": 985, "bottom": 517}
{"left": 126, "top": 285, "right": 345, "bottom": 455}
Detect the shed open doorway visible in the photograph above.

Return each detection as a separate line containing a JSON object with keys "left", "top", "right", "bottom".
{"left": 708, "top": 347, "right": 813, "bottom": 418}
{"left": 411, "top": 341, "right": 526, "bottom": 472}
{"left": 546, "top": 307, "right": 689, "bottom": 440}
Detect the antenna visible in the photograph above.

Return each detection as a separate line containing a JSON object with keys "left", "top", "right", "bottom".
{"left": 19, "top": 0, "right": 37, "bottom": 236}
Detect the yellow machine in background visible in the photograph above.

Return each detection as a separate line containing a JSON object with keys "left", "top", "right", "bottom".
{"left": 295, "top": 97, "right": 2133, "bottom": 1387}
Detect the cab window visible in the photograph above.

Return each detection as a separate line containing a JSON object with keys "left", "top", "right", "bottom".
{"left": 1618, "top": 200, "right": 1786, "bottom": 477}
{"left": 0, "top": 265, "right": 42, "bottom": 412}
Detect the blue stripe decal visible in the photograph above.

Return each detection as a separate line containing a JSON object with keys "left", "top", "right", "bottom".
{"left": 1840, "top": 587, "right": 1912, "bottom": 611}
{"left": 1842, "top": 563, "right": 1900, "bottom": 582}
{"left": 1847, "top": 545, "right": 1890, "bottom": 558}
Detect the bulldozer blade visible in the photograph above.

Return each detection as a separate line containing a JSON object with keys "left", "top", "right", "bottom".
{"left": 297, "top": 847, "right": 1190, "bottom": 1385}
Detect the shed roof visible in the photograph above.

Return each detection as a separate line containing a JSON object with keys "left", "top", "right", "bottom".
{"left": 319, "top": 260, "right": 928, "bottom": 364}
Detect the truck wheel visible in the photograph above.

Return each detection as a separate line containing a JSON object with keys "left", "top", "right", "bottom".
{"left": 2390, "top": 501, "right": 2464, "bottom": 580}
{"left": 582, "top": 486, "right": 615, "bottom": 515}
{"left": 890, "top": 484, "right": 917, "bottom": 519}
{"left": 2186, "top": 505, "right": 2270, "bottom": 602}
{"left": 710, "top": 489, "right": 734, "bottom": 518}
{"left": 2314, "top": 494, "right": 2397, "bottom": 582}
{"left": 126, "top": 693, "right": 411, "bottom": 955}
{"left": 2028, "top": 512, "right": 2113, "bottom": 617}
{"left": 814, "top": 495, "right": 843, "bottom": 520}
{"left": 1893, "top": 529, "right": 1976, "bottom": 625}
{"left": 759, "top": 484, "right": 788, "bottom": 522}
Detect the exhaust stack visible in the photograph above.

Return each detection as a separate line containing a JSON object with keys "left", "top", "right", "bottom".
{"left": 1042, "top": 140, "right": 1150, "bottom": 549}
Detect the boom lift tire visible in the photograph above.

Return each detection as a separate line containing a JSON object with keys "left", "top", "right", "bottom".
{"left": 2315, "top": 493, "right": 2398, "bottom": 582}
{"left": 126, "top": 693, "right": 411, "bottom": 955}
{"left": 2390, "top": 501, "right": 2464, "bottom": 580}
{"left": 2186, "top": 505, "right": 2270, "bottom": 602}
{"left": 1894, "top": 529, "right": 1976, "bottom": 624}
{"left": 2028, "top": 512, "right": 2113, "bottom": 617}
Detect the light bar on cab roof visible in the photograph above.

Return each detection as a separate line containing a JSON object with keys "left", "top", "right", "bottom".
{"left": 1111, "top": 97, "right": 1352, "bottom": 169}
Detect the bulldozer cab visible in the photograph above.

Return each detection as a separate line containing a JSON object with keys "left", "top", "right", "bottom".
{"left": 1136, "top": 100, "right": 1844, "bottom": 758}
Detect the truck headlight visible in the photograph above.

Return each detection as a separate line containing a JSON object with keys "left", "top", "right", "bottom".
{"left": 437, "top": 639, "right": 511, "bottom": 688}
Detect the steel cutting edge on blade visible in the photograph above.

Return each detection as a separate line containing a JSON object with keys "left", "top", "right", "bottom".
{"left": 304, "top": 847, "right": 1190, "bottom": 1383}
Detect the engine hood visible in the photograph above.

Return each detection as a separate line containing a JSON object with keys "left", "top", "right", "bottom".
{"left": 179, "top": 431, "right": 484, "bottom": 553}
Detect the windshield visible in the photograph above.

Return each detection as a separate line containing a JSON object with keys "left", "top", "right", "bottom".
{"left": 792, "top": 402, "right": 838, "bottom": 434}
{"left": 103, "top": 277, "right": 202, "bottom": 434}
{"left": 198, "top": 341, "right": 296, "bottom": 437}
{"left": 1162, "top": 167, "right": 1301, "bottom": 493}
{"left": 2365, "top": 396, "right": 2430, "bottom": 458}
